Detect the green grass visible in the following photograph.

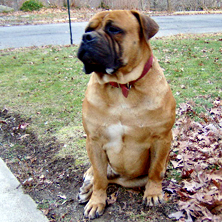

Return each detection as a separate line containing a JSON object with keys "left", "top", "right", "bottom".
{"left": 153, "top": 34, "right": 222, "bottom": 112}
{"left": 0, "top": 34, "right": 221, "bottom": 161}
{"left": 0, "top": 46, "right": 88, "bottom": 157}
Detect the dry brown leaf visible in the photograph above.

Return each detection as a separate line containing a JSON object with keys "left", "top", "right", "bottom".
{"left": 168, "top": 211, "right": 185, "bottom": 220}
{"left": 107, "top": 192, "right": 118, "bottom": 205}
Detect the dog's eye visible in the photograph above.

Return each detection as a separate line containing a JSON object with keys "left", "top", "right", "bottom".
{"left": 107, "top": 26, "right": 122, "bottom": 34}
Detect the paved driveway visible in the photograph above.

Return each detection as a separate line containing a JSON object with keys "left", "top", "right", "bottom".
{"left": 0, "top": 14, "right": 222, "bottom": 49}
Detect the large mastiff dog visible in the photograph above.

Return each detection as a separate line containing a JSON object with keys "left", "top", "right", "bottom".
{"left": 77, "top": 10, "right": 176, "bottom": 219}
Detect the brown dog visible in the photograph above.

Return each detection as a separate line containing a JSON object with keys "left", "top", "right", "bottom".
{"left": 77, "top": 10, "right": 176, "bottom": 219}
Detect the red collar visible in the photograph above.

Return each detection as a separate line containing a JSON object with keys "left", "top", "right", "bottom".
{"left": 109, "top": 54, "right": 153, "bottom": 98}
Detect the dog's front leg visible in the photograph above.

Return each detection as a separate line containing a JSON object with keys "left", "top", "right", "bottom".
{"left": 143, "top": 132, "right": 172, "bottom": 206}
{"left": 84, "top": 137, "right": 108, "bottom": 219}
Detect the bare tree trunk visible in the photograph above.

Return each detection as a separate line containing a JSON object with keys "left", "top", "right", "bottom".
{"left": 200, "top": 0, "right": 206, "bottom": 10}
{"left": 13, "top": 0, "right": 19, "bottom": 10}
{"left": 140, "top": 0, "right": 151, "bottom": 10}
{"left": 167, "top": 0, "right": 172, "bottom": 12}
{"left": 153, "top": 0, "right": 157, "bottom": 10}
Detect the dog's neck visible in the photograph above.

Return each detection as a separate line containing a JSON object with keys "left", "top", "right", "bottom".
{"left": 109, "top": 54, "right": 153, "bottom": 98}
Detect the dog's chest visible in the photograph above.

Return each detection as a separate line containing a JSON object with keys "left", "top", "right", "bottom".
{"left": 103, "top": 122, "right": 129, "bottom": 153}
{"left": 84, "top": 80, "right": 169, "bottom": 153}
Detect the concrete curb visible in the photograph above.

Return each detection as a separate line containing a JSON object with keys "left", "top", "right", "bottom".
{"left": 0, "top": 158, "right": 48, "bottom": 222}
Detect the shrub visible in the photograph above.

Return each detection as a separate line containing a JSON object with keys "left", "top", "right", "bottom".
{"left": 20, "top": 0, "right": 44, "bottom": 11}
{"left": 99, "top": 1, "right": 109, "bottom": 9}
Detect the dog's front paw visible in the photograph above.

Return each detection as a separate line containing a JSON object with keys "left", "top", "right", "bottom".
{"left": 142, "top": 193, "right": 164, "bottom": 206}
{"left": 84, "top": 196, "right": 106, "bottom": 219}
{"left": 142, "top": 180, "right": 164, "bottom": 206}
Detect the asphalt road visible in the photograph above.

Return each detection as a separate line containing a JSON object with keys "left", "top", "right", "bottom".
{"left": 0, "top": 14, "right": 222, "bottom": 49}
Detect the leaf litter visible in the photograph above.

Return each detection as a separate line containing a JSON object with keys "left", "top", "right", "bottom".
{"left": 168, "top": 99, "right": 222, "bottom": 221}
{"left": 0, "top": 99, "right": 222, "bottom": 221}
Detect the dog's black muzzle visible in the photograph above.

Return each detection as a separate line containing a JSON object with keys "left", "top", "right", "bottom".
{"left": 77, "top": 31, "right": 122, "bottom": 75}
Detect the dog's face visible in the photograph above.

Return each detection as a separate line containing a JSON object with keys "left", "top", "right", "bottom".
{"left": 77, "top": 10, "right": 159, "bottom": 76}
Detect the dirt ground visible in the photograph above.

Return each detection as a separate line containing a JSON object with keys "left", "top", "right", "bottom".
{"left": 0, "top": 109, "right": 178, "bottom": 221}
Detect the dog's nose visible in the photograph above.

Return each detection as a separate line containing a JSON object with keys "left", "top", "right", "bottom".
{"left": 82, "top": 32, "right": 97, "bottom": 43}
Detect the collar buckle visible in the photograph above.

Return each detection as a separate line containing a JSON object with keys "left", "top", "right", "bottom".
{"left": 126, "top": 83, "right": 132, "bottom": 89}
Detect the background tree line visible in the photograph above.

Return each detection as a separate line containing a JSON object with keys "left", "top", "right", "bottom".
{"left": 1, "top": 0, "right": 221, "bottom": 11}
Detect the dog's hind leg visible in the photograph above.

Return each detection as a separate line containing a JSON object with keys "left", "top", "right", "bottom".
{"left": 78, "top": 166, "right": 94, "bottom": 204}
{"left": 78, "top": 164, "right": 148, "bottom": 204}
{"left": 109, "top": 175, "right": 148, "bottom": 188}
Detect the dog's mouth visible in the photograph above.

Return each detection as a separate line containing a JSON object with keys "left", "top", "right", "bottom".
{"left": 78, "top": 50, "right": 117, "bottom": 75}
{"left": 77, "top": 31, "right": 122, "bottom": 75}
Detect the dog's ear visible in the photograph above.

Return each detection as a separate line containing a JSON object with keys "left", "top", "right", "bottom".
{"left": 131, "top": 10, "right": 159, "bottom": 41}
